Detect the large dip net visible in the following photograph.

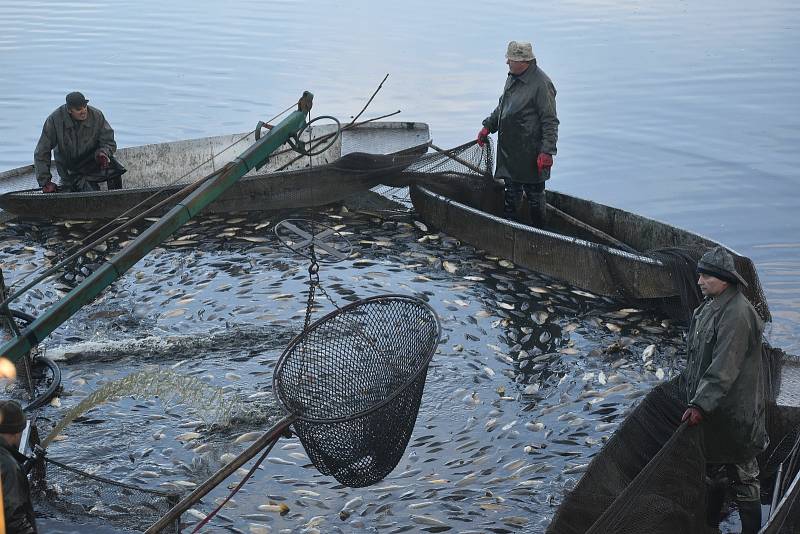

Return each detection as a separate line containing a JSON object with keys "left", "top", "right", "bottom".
{"left": 546, "top": 343, "right": 799, "bottom": 534}
{"left": 274, "top": 294, "right": 441, "bottom": 487}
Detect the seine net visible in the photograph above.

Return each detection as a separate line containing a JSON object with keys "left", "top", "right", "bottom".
{"left": 31, "top": 457, "right": 180, "bottom": 533}
{"left": 547, "top": 344, "right": 796, "bottom": 534}
{"left": 274, "top": 294, "right": 440, "bottom": 487}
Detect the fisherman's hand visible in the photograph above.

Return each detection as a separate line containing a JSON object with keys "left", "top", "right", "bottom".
{"left": 537, "top": 153, "right": 553, "bottom": 172}
{"left": 477, "top": 127, "right": 490, "bottom": 147}
{"left": 96, "top": 152, "right": 110, "bottom": 169}
{"left": 42, "top": 181, "right": 57, "bottom": 193}
{"left": 681, "top": 406, "right": 703, "bottom": 427}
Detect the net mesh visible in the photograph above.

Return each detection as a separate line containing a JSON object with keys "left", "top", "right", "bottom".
{"left": 31, "top": 457, "right": 180, "bottom": 533}
{"left": 547, "top": 343, "right": 796, "bottom": 534}
{"left": 274, "top": 295, "right": 439, "bottom": 487}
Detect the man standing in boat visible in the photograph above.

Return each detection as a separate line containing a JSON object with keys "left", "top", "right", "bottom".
{"left": 0, "top": 400, "right": 38, "bottom": 533}
{"left": 34, "top": 91, "right": 125, "bottom": 193}
{"left": 682, "top": 246, "right": 767, "bottom": 534}
{"left": 477, "top": 41, "right": 559, "bottom": 225}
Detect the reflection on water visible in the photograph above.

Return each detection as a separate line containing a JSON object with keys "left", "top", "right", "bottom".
{"left": 1, "top": 0, "right": 797, "bottom": 349}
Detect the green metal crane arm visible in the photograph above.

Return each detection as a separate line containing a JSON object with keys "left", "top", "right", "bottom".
{"left": 0, "top": 91, "right": 314, "bottom": 364}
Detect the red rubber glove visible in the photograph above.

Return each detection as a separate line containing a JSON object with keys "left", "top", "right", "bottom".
{"left": 42, "top": 181, "right": 57, "bottom": 193}
{"left": 477, "top": 127, "right": 490, "bottom": 147}
{"left": 537, "top": 153, "right": 553, "bottom": 172}
{"left": 96, "top": 152, "right": 110, "bottom": 169}
{"left": 681, "top": 407, "right": 703, "bottom": 427}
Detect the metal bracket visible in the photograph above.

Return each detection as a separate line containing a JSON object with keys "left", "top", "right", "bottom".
{"left": 274, "top": 219, "right": 352, "bottom": 263}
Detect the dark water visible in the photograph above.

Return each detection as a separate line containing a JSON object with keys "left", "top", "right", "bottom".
{"left": 1, "top": 1, "right": 799, "bottom": 532}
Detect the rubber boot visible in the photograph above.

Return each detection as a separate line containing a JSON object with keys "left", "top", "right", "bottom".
{"left": 502, "top": 187, "right": 519, "bottom": 221}
{"left": 528, "top": 191, "right": 547, "bottom": 227}
{"left": 737, "top": 500, "right": 762, "bottom": 534}
{"left": 705, "top": 485, "right": 726, "bottom": 529}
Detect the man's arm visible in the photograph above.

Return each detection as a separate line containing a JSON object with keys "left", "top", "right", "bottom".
{"left": 689, "top": 307, "right": 752, "bottom": 414}
{"left": 94, "top": 111, "right": 116, "bottom": 158}
{"left": 482, "top": 97, "right": 502, "bottom": 134}
{"left": 33, "top": 117, "right": 57, "bottom": 186}
{"left": 536, "top": 81, "right": 559, "bottom": 156}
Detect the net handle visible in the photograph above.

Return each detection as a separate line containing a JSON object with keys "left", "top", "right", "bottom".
{"left": 145, "top": 415, "right": 296, "bottom": 533}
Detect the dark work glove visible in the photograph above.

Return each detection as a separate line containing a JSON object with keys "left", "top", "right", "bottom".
{"left": 477, "top": 127, "right": 490, "bottom": 147}
{"left": 42, "top": 181, "right": 57, "bottom": 193}
{"left": 96, "top": 152, "right": 110, "bottom": 169}
{"left": 681, "top": 406, "right": 703, "bottom": 427}
{"left": 537, "top": 153, "right": 553, "bottom": 172}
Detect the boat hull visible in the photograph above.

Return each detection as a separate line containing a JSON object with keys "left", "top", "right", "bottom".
{"left": 0, "top": 121, "right": 430, "bottom": 219}
{"left": 409, "top": 174, "right": 770, "bottom": 321}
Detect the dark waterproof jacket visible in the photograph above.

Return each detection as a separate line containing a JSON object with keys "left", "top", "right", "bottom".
{"left": 0, "top": 441, "right": 37, "bottom": 534}
{"left": 684, "top": 285, "right": 768, "bottom": 464}
{"left": 483, "top": 63, "right": 559, "bottom": 184}
{"left": 34, "top": 105, "right": 116, "bottom": 186}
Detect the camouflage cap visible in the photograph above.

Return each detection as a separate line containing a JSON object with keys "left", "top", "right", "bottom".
{"left": 697, "top": 246, "right": 748, "bottom": 288}
{"left": 505, "top": 41, "right": 535, "bottom": 62}
{"left": 0, "top": 399, "right": 26, "bottom": 434}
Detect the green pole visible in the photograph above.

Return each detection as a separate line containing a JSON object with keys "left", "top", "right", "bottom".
{"left": 1, "top": 92, "right": 313, "bottom": 363}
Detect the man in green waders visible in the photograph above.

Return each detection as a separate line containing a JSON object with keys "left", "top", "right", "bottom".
{"left": 477, "top": 40, "right": 559, "bottom": 225}
{"left": 682, "top": 246, "right": 768, "bottom": 534}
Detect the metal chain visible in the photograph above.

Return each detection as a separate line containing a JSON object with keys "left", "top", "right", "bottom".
{"left": 302, "top": 245, "right": 320, "bottom": 334}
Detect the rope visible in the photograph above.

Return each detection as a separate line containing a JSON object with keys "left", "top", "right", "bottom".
{"left": 189, "top": 434, "right": 280, "bottom": 533}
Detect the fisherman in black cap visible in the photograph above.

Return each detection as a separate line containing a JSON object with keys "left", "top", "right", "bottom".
{"left": 682, "top": 246, "right": 767, "bottom": 534}
{"left": 34, "top": 91, "right": 125, "bottom": 193}
{"left": 0, "top": 400, "right": 37, "bottom": 533}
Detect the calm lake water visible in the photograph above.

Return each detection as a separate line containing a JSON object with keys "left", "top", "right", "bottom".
{"left": 1, "top": 0, "right": 799, "bottom": 532}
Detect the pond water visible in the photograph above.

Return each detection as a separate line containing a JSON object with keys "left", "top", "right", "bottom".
{"left": 1, "top": 0, "right": 798, "bottom": 532}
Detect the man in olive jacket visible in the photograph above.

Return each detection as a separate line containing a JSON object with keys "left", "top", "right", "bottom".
{"left": 477, "top": 41, "right": 559, "bottom": 225}
{"left": 34, "top": 91, "right": 124, "bottom": 193}
{"left": 682, "top": 246, "right": 767, "bottom": 534}
{"left": 0, "top": 400, "right": 37, "bottom": 534}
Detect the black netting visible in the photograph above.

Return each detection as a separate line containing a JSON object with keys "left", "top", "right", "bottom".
{"left": 32, "top": 457, "right": 180, "bottom": 533}
{"left": 273, "top": 295, "right": 439, "bottom": 487}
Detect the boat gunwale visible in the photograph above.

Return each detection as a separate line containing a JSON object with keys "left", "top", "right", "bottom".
{"left": 412, "top": 184, "right": 666, "bottom": 267}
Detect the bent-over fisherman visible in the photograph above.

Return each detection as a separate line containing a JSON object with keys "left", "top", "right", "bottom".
{"left": 34, "top": 91, "right": 125, "bottom": 193}
{"left": 477, "top": 40, "right": 559, "bottom": 225}
{"left": 0, "top": 400, "right": 37, "bottom": 534}
{"left": 682, "top": 246, "right": 767, "bottom": 534}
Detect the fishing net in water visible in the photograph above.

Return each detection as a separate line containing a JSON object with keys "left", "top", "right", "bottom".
{"left": 547, "top": 344, "right": 796, "bottom": 534}
{"left": 273, "top": 294, "right": 440, "bottom": 487}
{"left": 30, "top": 457, "right": 180, "bottom": 533}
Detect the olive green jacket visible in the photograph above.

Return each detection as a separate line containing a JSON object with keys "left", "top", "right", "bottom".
{"left": 684, "top": 285, "right": 768, "bottom": 464}
{"left": 0, "top": 441, "right": 37, "bottom": 534}
{"left": 483, "top": 63, "right": 559, "bottom": 184}
{"left": 34, "top": 105, "right": 116, "bottom": 186}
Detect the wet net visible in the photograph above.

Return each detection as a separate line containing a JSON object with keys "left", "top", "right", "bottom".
{"left": 547, "top": 344, "right": 797, "bottom": 534}
{"left": 31, "top": 457, "right": 180, "bottom": 533}
{"left": 274, "top": 294, "right": 440, "bottom": 487}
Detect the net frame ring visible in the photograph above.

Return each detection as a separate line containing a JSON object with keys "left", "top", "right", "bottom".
{"left": 272, "top": 294, "right": 441, "bottom": 425}
{"left": 273, "top": 218, "right": 353, "bottom": 264}
{"left": 287, "top": 115, "right": 342, "bottom": 157}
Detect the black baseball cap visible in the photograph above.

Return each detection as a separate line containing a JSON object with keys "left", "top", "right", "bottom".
{"left": 66, "top": 91, "right": 89, "bottom": 108}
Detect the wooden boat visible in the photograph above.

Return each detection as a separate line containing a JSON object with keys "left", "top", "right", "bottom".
{"left": 0, "top": 121, "right": 430, "bottom": 220}
{"left": 406, "top": 168, "right": 800, "bottom": 532}
{"left": 409, "top": 173, "right": 771, "bottom": 322}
